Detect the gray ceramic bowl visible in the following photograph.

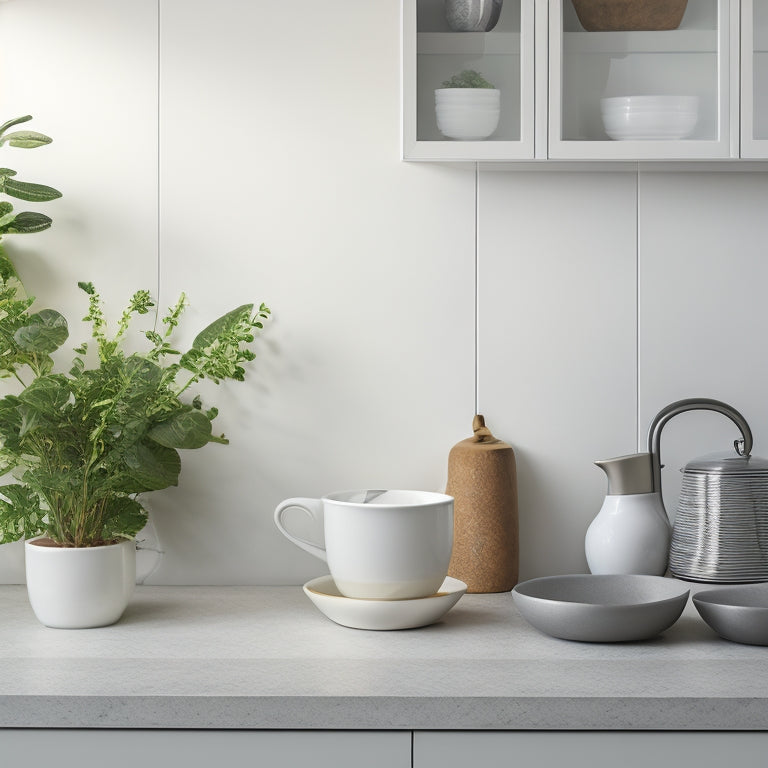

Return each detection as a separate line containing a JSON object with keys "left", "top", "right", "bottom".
{"left": 512, "top": 574, "right": 690, "bottom": 642}
{"left": 693, "top": 585, "right": 768, "bottom": 645}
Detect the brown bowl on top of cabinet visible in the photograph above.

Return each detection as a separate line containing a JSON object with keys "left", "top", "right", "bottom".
{"left": 571, "top": 0, "right": 688, "bottom": 31}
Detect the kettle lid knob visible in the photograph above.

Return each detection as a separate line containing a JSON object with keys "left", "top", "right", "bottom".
{"left": 595, "top": 453, "right": 654, "bottom": 495}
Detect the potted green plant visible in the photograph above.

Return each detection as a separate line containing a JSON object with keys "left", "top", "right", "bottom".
{"left": 0, "top": 270, "right": 270, "bottom": 628}
{"left": 0, "top": 117, "right": 270, "bottom": 628}
{"left": 434, "top": 69, "right": 501, "bottom": 141}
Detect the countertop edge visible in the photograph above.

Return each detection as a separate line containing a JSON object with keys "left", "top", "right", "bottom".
{"left": 2, "top": 695, "right": 768, "bottom": 730}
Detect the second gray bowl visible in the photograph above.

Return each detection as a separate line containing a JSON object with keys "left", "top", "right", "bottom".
{"left": 693, "top": 585, "right": 768, "bottom": 646}
{"left": 512, "top": 574, "right": 690, "bottom": 642}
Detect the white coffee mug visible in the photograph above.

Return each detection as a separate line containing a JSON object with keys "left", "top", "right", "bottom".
{"left": 274, "top": 489, "right": 454, "bottom": 600}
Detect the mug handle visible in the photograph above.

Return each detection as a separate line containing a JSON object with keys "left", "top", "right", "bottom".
{"left": 273, "top": 497, "right": 327, "bottom": 562}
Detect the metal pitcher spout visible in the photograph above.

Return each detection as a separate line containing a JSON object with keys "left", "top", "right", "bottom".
{"left": 595, "top": 453, "right": 654, "bottom": 496}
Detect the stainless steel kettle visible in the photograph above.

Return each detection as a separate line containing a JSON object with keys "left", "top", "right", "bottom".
{"left": 669, "top": 424, "right": 768, "bottom": 583}
{"left": 589, "top": 398, "right": 760, "bottom": 580}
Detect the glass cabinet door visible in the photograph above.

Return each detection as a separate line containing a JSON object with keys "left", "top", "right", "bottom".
{"left": 548, "top": 0, "right": 736, "bottom": 159}
{"left": 402, "top": 0, "right": 535, "bottom": 160}
{"left": 742, "top": 0, "right": 768, "bottom": 157}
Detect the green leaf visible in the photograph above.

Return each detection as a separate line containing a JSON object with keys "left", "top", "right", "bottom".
{"left": 147, "top": 408, "right": 213, "bottom": 450}
{"left": 14, "top": 309, "right": 68, "bottom": 353}
{"left": 102, "top": 496, "right": 147, "bottom": 541}
{"left": 123, "top": 441, "right": 181, "bottom": 491}
{"left": 17, "top": 404, "right": 42, "bottom": 438}
{"left": 179, "top": 347, "right": 201, "bottom": 373}
{"left": 4, "top": 211, "right": 52, "bottom": 234}
{"left": 0, "top": 130, "right": 53, "bottom": 149}
{"left": 0, "top": 177, "right": 62, "bottom": 202}
{"left": 0, "top": 250, "right": 20, "bottom": 282}
{"left": 0, "top": 116, "right": 32, "bottom": 138}
{"left": 124, "top": 355, "right": 162, "bottom": 386}
{"left": 25, "top": 468, "right": 80, "bottom": 496}
{"left": 0, "top": 483, "right": 44, "bottom": 543}
{"left": 0, "top": 450, "right": 20, "bottom": 478}
{"left": 0, "top": 397, "right": 22, "bottom": 440}
{"left": 193, "top": 304, "right": 253, "bottom": 349}
{"left": 18, "top": 374, "right": 71, "bottom": 416}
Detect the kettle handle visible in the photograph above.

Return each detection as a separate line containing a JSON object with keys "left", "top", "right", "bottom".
{"left": 646, "top": 398, "right": 753, "bottom": 494}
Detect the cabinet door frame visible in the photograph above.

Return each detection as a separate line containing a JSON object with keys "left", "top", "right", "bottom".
{"left": 401, "top": 0, "right": 536, "bottom": 161}
{"left": 741, "top": 0, "right": 768, "bottom": 157}
{"left": 547, "top": 0, "right": 738, "bottom": 160}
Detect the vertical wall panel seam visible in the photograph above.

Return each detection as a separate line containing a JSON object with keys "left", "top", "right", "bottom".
{"left": 737, "top": 0, "right": 742, "bottom": 156}
{"left": 156, "top": 0, "right": 162, "bottom": 329}
{"left": 475, "top": 162, "right": 480, "bottom": 416}
{"left": 636, "top": 163, "right": 641, "bottom": 450}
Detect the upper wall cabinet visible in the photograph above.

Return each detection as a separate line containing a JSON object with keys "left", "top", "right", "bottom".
{"left": 550, "top": 0, "right": 736, "bottom": 159}
{"left": 402, "top": 0, "right": 767, "bottom": 161}
{"left": 401, "top": 0, "right": 536, "bottom": 160}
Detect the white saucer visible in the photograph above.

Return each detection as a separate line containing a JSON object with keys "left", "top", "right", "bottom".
{"left": 302, "top": 575, "right": 467, "bottom": 630}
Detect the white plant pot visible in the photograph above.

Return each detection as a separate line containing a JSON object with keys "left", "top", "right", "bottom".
{"left": 25, "top": 537, "right": 136, "bottom": 628}
{"left": 435, "top": 88, "right": 501, "bottom": 140}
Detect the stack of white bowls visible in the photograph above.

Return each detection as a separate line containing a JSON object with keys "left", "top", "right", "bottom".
{"left": 435, "top": 88, "right": 501, "bottom": 141}
{"left": 600, "top": 95, "right": 699, "bottom": 141}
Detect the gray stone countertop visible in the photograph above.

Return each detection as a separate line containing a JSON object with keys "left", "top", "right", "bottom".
{"left": 0, "top": 582, "right": 767, "bottom": 731}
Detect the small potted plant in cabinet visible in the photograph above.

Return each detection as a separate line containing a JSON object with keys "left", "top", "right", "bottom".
{"left": 435, "top": 69, "right": 500, "bottom": 141}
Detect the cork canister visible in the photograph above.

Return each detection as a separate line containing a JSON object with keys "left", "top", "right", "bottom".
{"left": 446, "top": 414, "right": 519, "bottom": 593}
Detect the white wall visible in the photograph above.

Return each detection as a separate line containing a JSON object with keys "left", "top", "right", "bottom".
{"left": 0, "top": 0, "right": 766, "bottom": 585}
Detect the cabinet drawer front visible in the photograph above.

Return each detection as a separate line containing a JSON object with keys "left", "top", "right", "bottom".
{"left": 0, "top": 730, "right": 412, "bottom": 768}
{"left": 414, "top": 731, "right": 768, "bottom": 768}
